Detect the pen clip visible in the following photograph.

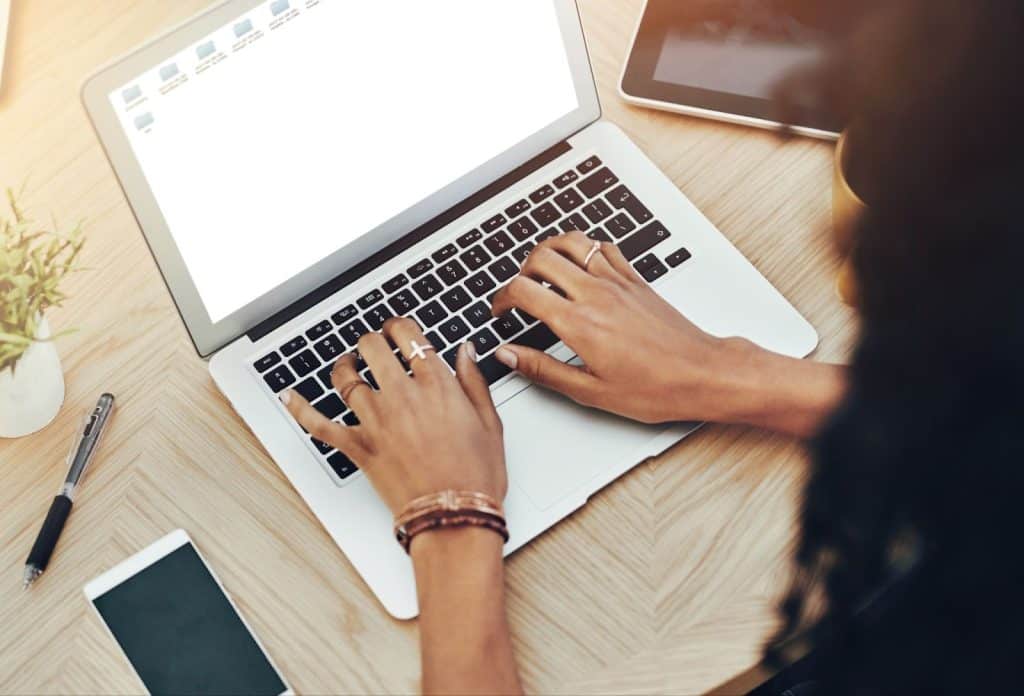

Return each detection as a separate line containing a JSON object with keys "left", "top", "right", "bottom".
{"left": 65, "top": 413, "right": 93, "bottom": 469}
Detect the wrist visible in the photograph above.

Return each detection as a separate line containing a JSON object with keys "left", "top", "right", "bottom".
{"left": 410, "top": 525, "right": 504, "bottom": 573}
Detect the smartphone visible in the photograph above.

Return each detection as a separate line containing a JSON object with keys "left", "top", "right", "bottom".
{"left": 84, "top": 529, "right": 291, "bottom": 696}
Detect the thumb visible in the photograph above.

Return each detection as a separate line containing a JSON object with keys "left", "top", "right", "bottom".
{"left": 494, "top": 344, "right": 597, "bottom": 404}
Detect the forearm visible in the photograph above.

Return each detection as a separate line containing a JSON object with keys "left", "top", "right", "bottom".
{"left": 710, "top": 338, "right": 848, "bottom": 439}
{"left": 411, "top": 527, "right": 522, "bottom": 695}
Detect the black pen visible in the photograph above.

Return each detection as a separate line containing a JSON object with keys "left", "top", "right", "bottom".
{"left": 23, "top": 393, "right": 115, "bottom": 589}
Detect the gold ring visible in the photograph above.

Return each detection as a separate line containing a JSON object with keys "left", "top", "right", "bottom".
{"left": 582, "top": 241, "right": 602, "bottom": 271}
{"left": 338, "top": 379, "right": 371, "bottom": 404}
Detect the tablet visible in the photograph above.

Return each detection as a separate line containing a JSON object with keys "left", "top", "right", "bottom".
{"left": 84, "top": 530, "right": 291, "bottom": 696}
{"left": 620, "top": 0, "right": 841, "bottom": 139}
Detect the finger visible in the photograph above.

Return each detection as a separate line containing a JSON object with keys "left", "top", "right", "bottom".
{"left": 599, "top": 241, "right": 644, "bottom": 283}
{"left": 279, "top": 387, "right": 364, "bottom": 458}
{"left": 455, "top": 342, "right": 501, "bottom": 431}
{"left": 331, "top": 353, "right": 375, "bottom": 415}
{"left": 542, "top": 231, "right": 617, "bottom": 280}
{"left": 382, "top": 316, "right": 446, "bottom": 380}
{"left": 356, "top": 331, "right": 407, "bottom": 391}
{"left": 493, "top": 343, "right": 599, "bottom": 405}
{"left": 491, "top": 275, "right": 571, "bottom": 327}
{"left": 519, "top": 243, "right": 595, "bottom": 299}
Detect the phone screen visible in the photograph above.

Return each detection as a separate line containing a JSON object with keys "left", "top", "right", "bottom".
{"left": 91, "top": 542, "right": 287, "bottom": 696}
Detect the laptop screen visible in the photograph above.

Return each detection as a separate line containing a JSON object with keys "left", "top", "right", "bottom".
{"left": 109, "top": 0, "right": 578, "bottom": 323}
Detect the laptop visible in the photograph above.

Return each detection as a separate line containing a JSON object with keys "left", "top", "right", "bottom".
{"left": 82, "top": 0, "right": 817, "bottom": 619}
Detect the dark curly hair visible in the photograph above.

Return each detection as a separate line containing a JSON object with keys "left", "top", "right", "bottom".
{"left": 764, "top": 1, "right": 1024, "bottom": 693}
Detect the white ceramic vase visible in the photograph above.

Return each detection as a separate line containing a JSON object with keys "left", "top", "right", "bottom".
{"left": 0, "top": 316, "right": 66, "bottom": 438}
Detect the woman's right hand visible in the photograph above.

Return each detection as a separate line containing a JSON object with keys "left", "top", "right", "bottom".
{"left": 490, "top": 231, "right": 846, "bottom": 436}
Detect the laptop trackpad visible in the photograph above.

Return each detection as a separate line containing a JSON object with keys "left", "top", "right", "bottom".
{"left": 498, "top": 385, "right": 666, "bottom": 511}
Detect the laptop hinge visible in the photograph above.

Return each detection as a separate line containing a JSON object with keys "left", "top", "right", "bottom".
{"left": 246, "top": 139, "right": 573, "bottom": 342}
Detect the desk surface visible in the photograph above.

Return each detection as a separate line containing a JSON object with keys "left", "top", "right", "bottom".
{"left": 0, "top": 1, "right": 857, "bottom": 693}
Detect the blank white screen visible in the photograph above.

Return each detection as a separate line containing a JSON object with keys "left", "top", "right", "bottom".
{"left": 112, "top": 1, "right": 578, "bottom": 322}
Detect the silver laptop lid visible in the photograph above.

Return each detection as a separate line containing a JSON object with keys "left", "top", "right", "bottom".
{"left": 82, "top": 0, "right": 600, "bottom": 357}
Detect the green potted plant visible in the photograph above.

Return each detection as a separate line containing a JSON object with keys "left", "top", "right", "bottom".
{"left": 0, "top": 188, "right": 84, "bottom": 438}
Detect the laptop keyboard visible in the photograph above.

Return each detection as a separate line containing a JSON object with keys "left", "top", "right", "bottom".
{"left": 252, "top": 155, "right": 692, "bottom": 482}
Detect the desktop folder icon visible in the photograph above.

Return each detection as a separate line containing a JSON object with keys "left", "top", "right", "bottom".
{"left": 197, "top": 41, "right": 216, "bottom": 60}
{"left": 159, "top": 63, "right": 179, "bottom": 82}
{"left": 270, "top": 0, "right": 290, "bottom": 16}
{"left": 122, "top": 85, "right": 142, "bottom": 104}
{"left": 134, "top": 113, "right": 155, "bottom": 130}
{"left": 234, "top": 19, "right": 253, "bottom": 37}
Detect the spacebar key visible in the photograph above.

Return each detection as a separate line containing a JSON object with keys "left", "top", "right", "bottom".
{"left": 512, "top": 322, "right": 561, "bottom": 352}
{"left": 618, "top": 221, "right": 671, "bottom": 261}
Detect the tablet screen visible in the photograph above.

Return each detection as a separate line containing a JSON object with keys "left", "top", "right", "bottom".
{"left": 92, "top": 543, "right": 287, "bottom": 696}
{"left": 107, "top": 0, "right": 578, "bottom": 324}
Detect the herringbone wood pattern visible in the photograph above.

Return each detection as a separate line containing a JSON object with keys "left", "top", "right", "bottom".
{"left": 0, "top": 0, "right": 857, "bottom": 693}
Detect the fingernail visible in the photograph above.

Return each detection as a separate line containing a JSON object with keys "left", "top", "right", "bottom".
{"left": 465, "top": 341, "right": 478, "bottom": 361}
{"left": 495, "top": 347, "right": 518, "bottom": 369}
{"left": 279, "top": 389, "right": 293, "bottom": 406}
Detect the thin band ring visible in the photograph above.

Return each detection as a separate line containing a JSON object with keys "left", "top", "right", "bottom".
{"left": 338, "top": 379, "right": 371, "bottom": 404}
{"left": 582, "top": 241, "right": 602, "bottom": 272}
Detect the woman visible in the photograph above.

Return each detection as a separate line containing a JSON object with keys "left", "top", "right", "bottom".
{"left": 279, "top": 0, "right": 1024, "bottom": 692}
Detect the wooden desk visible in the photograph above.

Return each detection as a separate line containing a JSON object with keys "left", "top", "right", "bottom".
{"left": 0, "top": 1, "right": 857, "bottom": 692}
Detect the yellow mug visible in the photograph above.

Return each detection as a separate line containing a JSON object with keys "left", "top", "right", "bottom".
{"left": 832, "top": 129, "right": 868, "bottom": 306}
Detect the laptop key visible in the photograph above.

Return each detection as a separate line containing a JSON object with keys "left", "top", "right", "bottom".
{"left": 492, "top": 313, "right": 524, "bottom": 340}
{"left": 577, "top": 155, "right": 602, "bottom": 174}
{"left": 288, "top": 349, "right": 319, "bottom": 378}
{"left": 432, "top": 244, "right": 458, "bottom": 263}
{"left": 456, "top": 229, "right": 482, "bottom": 248}
{"left": 605, "top": 211, "right": 636, "bottom": 239}
{"left": 488, "top": 257, "right": 519, "bottom": 283}
{"left": 254, "top": 352, "right": 281, "bottom": 372}
{"left": 482, "top": 213, "right": 507, "bottom": 233}
{"left": 535, "top": 228, "right": 558, "bottom": 243}
{"left": 388, "top": 289, "right": 420, "bottom": 315}
{"left": 313, "top": 393, "right": 345, "bottom": 419}
{"left": 338, "top": 318, "right": 370, "bottom": 346}
{"left": 582, "top": 199, "right": 613, "bottom": 224}
{"left": 516, "top": 322, "right": 560, "bottom": 352}
{"left": 468, "top": 327, "right": 500, "bottom": 357}
{"left": 531, "top": 201, "right": 559, "bottom": 226}
{"left": 311, "top": 437, "right": 333, "bottom": 455}
{"left": 357, "top": 289, "right": 384, "bottom": 310}
{"left": 529, "top": 184, "right": 555, "bottom": 204}
{"left": 306, "top": 320, "right": 332, "bottom": 341}
{"left": 281, "top": 336, "right": 307, "bottom": 357}
{"left": 408, "top": 258, "right": 434, "bottom": 279}
{"left": 263, "top": 365, "right": 296, "bottom": 392}
{"left": 365, "top": 303, "right": 394, "bottom": 331}
{"left": 362, "top": 370, "right": 379, "bottom": 390}
{"left": 328, "top": 451, "right": 358, "bottom": 479}
{"left": 607, "top": 184, "right": 653, "bottom": 224}
{"left": 412, "top": 273, "right": 444, "bottom": 301}
{"left": 507, "top": 217, "right": 538, "bottom": 242}
{"left": 512, "top": 242, "right": 534, "bottom": 264}
{"left": 440, "top": 286, "right": 472, "bottom": 312}
{"left": 424, "top": 331, "right": 445, "bottom": 351}
{"left": 464, "top": 301, "right": 492, "bottom": 328}
{"left": 559, "top": 212, "right": 590, "bottom": 233}
{"left": 578, "top": 167, "right": 619, "bottom": 198}
{"left": 466, "top": 271, "right": 497, "bottom": 297}
{"left": 477, "top": 355, "right": 512, "bottom": 385}
{"left": 553, "top": 170, "right": 578, "bottom": 189}
{"left": 516, "top": 308, "right": 539, "bottom": 326}
{"left": 314, "top": 334, "right": 344, "bottom": 362}
{"left": 439, "top": 316, "right": 471, "bottom": 343}
{"left": 342, "top": 411, "right": 360, "bottom": 427}
{"left": 587, "top": 228, "right": 612, "bottom": 243}
{"left": 505, "top": 199, "right": 531, "bottom": 218}
{"left": 554, "top": 188, "right": 584, "bottom": 213}
{"left": 442, "top": 346, "right": 459, "bottom": 370}
{"left": 317, "top": 364, "right": 335, "bottom": 389}
{"left": 415, "top": 300, "right": 446, "bottom": 328}
{"left": 665, "top": 247, "right": 692, "bottom": 267}
{"left": 436, "top": 259, "right": 468, "bottom": 285}
{"left": 619, "top": 221, "right": 671, "bottom": 261}
{"left": 483, "top": 231, "right": 513, "bottom": 256}
{"left": 295, "top": 376, "right": 325, "bottom": 402}
{"left": 460, "top": 245, "right": 490, "bottom": 271}
{"left": 331, "top": 304, "right": 359, "bottom": 325}
{"left": 382, "top": 274, "right": 409, "bottom": 294}
{"left": 633, "top": 253, "right": 669, "bottom": 282}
